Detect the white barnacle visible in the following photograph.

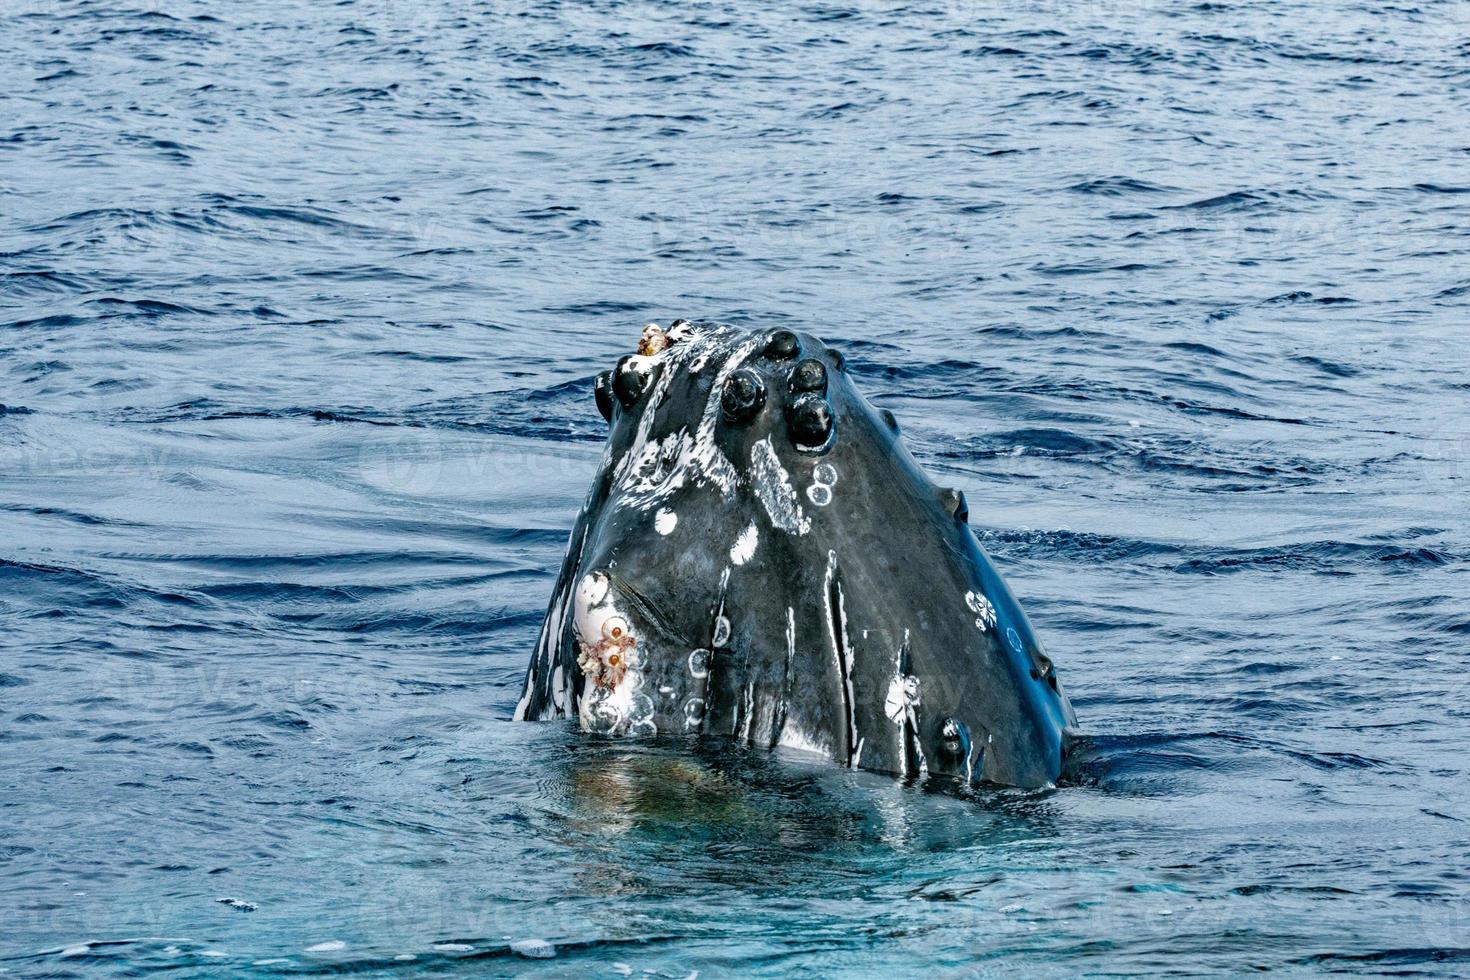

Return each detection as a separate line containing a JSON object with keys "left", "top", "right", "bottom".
{"left": 628, "top": 692, "right": 656, "bottom": 735}
{"left": 807, "top": 461, "right": 837, "bottom": 506}
{"left": 683, "top": 696, "right": 706, "bottom": 729}
{"left": 687, "top": 648, "right": 710, "bottom": 679}
{"left": 655, "top": 508, "right": 678, "bottom": 535}
{"left": 583, "top": 684, "right": 623, "bottom": 734}
{"left": 576, "top": 615, "right": 638, "bottom": 690}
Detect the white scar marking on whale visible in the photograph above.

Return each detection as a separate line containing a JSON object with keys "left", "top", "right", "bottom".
{"left": 512, "top": 670, "right": 535, "bottom": 722}
{"left": 965, "top": 590, "right": 996, "bottom": 632}
{"left": 572, "top": 573, "right": 619, "bottom": 656}
{"left": 730, "top": 522, "right": 758, "bottom": 565}
{"left": 683, "top": 696, "right": 706, "bottom": 730}
{"left": 785, "top": 607, "right": 796, "bottom": 670}
{"left": 614, "top": 353, "right": 671, "bottom": 480}
{"left": 580, "top": 571, "right": 609, "bottom": 608}
{"left": 824, "top": 550, "right": 857, "bottom": 767}
{"left": 690, "top": 334, "right": 762, "bottom": 490}
{"left": 707, "top": 565, "right": 734, "bottom": 649}
{"left": 741, "top": 680, "right": 755, "bottom": 743}
{"left": 655, "top": 508, "right": 677, "bottom": 535}
{"left": 610, "top": 337, "right": 699, "bottom": 508}
{"left": 616, "top": 430, "right": 691, "bottom": 508}
{"left": 884, "top": 676, "right": 911, "bottom": 724}
{"left": 612, "top": 329, "right": 761, "bottom": 511}
{"left": 688, "top": 321, "right": 724, "bottom": 372}
{"left": 884, "top": 633, "right": 922, "bottom": 777}
{"left": 776, "top": 609, "right": 828, "bottom": 758}
{"left": 750, "top": 436, "right": 810, "bottom": 535}
{"left": 515, "top": 519, "right": 587, "bottom": 720}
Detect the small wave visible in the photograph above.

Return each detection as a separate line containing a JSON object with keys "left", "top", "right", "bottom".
{"left": 1170, "top": 189, "right": 1268, "bottom": 212}
{"left": 1296, "top": 948, "right": 1470, "bottom": 968}
{"left": 975, "top": 528, "right": 1183, "bottom": 563}
{"left": 963, "top": 45, "right": 1027, "bottom": 57}
{"left": 1066, "top": 176, "right": 1176, "bottom": 196}
{"left": 629, "top": 41, "right": 696, "bottom": 57}
{"left": 91, "top": 297, "right": 213, "bottom": 318}
{"left": 1175, "top": 540, "right": 1458, "bottom": 575}
{"left": 0, "top": 270, "right": 89, "bottom": 297}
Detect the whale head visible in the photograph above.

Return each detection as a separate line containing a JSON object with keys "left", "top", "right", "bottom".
{"left": 517, "top": 320, "right": 1076, "bottom": 789}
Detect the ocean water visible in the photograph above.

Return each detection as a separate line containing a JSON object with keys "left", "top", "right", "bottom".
{"left": 3, "top": 0, "right": 1469, "bottom": 975}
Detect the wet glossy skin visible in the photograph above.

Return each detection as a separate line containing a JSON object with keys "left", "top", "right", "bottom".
{"left": 516, "top": 321, "right": 1075, "bottom": 788}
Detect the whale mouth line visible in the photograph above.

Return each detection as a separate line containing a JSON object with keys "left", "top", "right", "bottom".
{"left": 601, "top": 570, "right": 700, "bottom": 652}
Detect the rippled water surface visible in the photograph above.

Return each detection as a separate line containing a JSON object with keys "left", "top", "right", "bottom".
{"left": 4, "top": 0, "right": 1470, "bottom": 975}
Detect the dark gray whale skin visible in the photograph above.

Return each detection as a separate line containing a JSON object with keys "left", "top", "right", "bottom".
{"left": 514, "top": 321, "right": 1076, "bottom": 789}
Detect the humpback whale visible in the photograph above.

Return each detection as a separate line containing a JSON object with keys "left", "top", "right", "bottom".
{"left": 514, "top": 321, "right": 1076, "bottom": 788}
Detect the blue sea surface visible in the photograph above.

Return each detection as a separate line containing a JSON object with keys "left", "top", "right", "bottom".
{"left": 3, "top": 0, "right": 1469, "bottom": 975}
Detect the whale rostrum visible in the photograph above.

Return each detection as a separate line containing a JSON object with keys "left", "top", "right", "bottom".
{"left": 514, "top": 321, "right": 1076, "bottom": 789}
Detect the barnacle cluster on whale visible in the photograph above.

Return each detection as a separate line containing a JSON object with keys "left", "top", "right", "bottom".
{"left": 516, "top": 319, "right": 1076, "bottom": 789}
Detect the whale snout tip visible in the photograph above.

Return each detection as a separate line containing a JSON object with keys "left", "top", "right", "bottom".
{"left": 573, "top": 568, "right": 676, "bottom": 738}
